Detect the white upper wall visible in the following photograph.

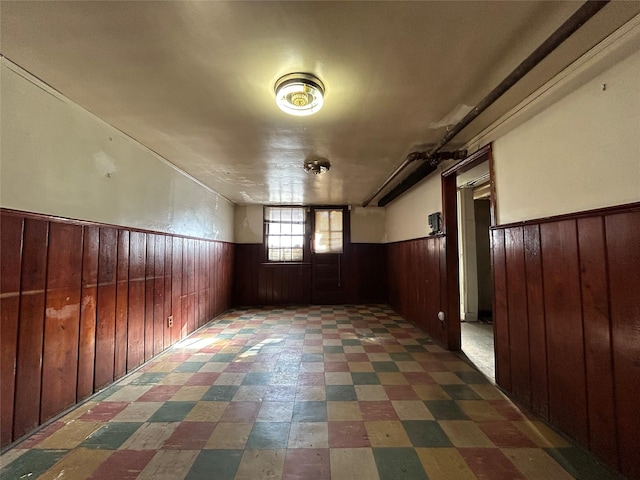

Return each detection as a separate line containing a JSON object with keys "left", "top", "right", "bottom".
{"left": 1, "top": 59, "right": 235, "bottom": 241}
{"left": 351, "top": 207, "right": 386, "bottom": 243}
{"left": 235, "top": 204, "right": 264, "bottom": 243}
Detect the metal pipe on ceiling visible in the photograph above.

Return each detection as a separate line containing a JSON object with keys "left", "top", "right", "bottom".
{"left": 362, "top": 0, "right": 609, "bottom": 208}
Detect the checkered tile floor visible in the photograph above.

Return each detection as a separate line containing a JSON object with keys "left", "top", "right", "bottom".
{"left": 0, "top": 305, "right": 620, "bottom": 479}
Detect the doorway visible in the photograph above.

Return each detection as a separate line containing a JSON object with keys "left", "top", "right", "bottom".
{"left": 442, "top": 145, "right": 496, "bottom": 381}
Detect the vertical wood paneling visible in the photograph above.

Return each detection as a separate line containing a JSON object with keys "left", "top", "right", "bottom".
{"left": 164, "top": 236, "right": 173, "bottom": 350}
{"left": 153, "top": 235, "right": 165, "bottom": 356}
{"left": 95, "top": 228, "right": 117, "bottom": 390}
{"left": 144, "top": 234, "right": 155, "bottom": 362}
{"left": 577, "top": 217, "right": 618, "bottom": 467}
{"left": 0, "top": 214, "right": 22, "bottom": 445}
{"left": 114, "top": 230, "right": 129, "bottom": 380}
{"left": 606, "top": 211, "right": 640, "bottom": 479}
{"left": 13, "top": 219, "right": 47, "bottom": 439}
{"left": 492, "top": 228, "right": 511, "bottom": 391}
{"left": 41, "top": 223, "right": 83, "bottom": 422}
{"left": 523, "top": 224, "right": 548, "bottom": 419}
{"left": 77, "top": 226, "right": 99, "bottom": 401}
{"left": 540, "top": 220, "right": 588, "bottom": 445}
{"left": 127, "top": 232, "right": 146, "bottom": 371}
{"left": 504, "top": 227, "right": 530, "bottom": 407}
{"left": 171, "top": 237, "right": 183, "bottom": 344}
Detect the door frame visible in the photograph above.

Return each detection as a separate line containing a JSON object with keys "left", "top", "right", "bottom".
{"left": 441, "top": 144, "right": 495, "bottom": 350}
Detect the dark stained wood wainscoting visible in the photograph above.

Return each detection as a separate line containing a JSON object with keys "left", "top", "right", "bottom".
{"left": 0, "top": 209, "right": 234, "bottom": 448}
{"left": 387, "top": 235, "right": 446, "bottom": 346}
{"left": 491, "top": 203, "right": 640, "bottom": 479}
{"left": 233, "top": 243, "right": 387, "bottom": 306}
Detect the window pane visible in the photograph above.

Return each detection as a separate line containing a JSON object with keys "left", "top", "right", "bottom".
{"left": 313, "top": 209, "right": 343, "bottom": 254}
{"left": 265, "top": 207, "right": 306, "bottom": 262}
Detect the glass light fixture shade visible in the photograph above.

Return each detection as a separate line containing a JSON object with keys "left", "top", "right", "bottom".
{"left": 275, "top": 73, "right": 325, "bottom": 116}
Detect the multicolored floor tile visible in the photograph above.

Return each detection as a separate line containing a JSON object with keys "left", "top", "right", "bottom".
{"left": 0, "top": 305, "right": 622, "bottom": 479}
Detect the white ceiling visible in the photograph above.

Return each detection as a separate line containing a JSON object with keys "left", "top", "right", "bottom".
{"left": 2, "top": 1, "right": 639, "bottom": 206}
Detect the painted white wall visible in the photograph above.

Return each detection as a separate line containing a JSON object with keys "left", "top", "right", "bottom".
{"left": 351, "top": 206, "right": 386, "bottom": 243}
{"left": 493, "top": 46, "right": 640, "bottom": 224}
{"left": 1, "top": 60, "right": 235, "bottom": 241}
{"left": 235, "top": 204, "right": 264, "bottom": 243}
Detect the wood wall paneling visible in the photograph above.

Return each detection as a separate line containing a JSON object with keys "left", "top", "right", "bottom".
{"left": 95, "top": 228, "right": 117, "bottom": 390}
{"left": 153, "top": 234, "right": 165, "bottom": 356}
{"left": 606, "top": 211, "right": 640, "bottom": 479}
{"left": 114, "top": 230, "right": 130, "bottom": 380}
{"left": 171, "top": 236, "right": 183, "bottom": 344}
{"left": 540, "top": 220, "right": 588, "bottom": 445}
{"left": 491, "top": 228, "right": 511, "bottom": 391}
{"left": 40, "top": 223, "right": 83, "bottom": 423}
{"left": 163, "top": 235, "right": 172, "bottom": 350}
{"left": 77, "top": 226, "right": 99, "bottom": 401}
{"left": 127, "top": 231, "right": 146, "bottom": 371}
{"left": 144, "top": 234, "right": 155, "bottom": 362}
{"left": 13, "top": 219, "right": 48, "bottom": 439}
{"left": 522, "top": 224, "right": 548, "bottom": 419}
{"left": 504, "top": 226, "right": 531, "bottom": 408}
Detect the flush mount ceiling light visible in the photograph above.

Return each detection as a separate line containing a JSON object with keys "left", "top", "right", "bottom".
{"left": 304, "top": 157, "right": 331, "bottom": 175}
{"left": 275, "top": 73, "right": 324, "bottom": 116}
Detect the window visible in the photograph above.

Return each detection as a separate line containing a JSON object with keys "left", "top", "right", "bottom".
{"left": 313, "top": 209, "right": 343, "bottom": 253}
{"left": 264, "top": 206, "right": 306, "bottom": 262}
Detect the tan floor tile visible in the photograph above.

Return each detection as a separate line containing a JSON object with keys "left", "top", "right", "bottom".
{"left": 137, "top": 449, "right": 200, "bottom": 480}
{"left": 235, "top": 449, "right": 286, "bottom": 480}
{"left": 391, "top": 400, "right": 434, "bottom": 420}
{"left": 185, "top": 401, "right": 228, "bottom": 422}
{"left": 439, "top": 420, "right": 494, "bottom": 447}
{"left": 160, "top": 373, "right": 195, "bottom": 385}
{"left": 503, "top": 448, "right": 575, "bottom": 479}
{"left": 300, "top": 362, "right": 324, "bottom": 372}
{"left": 323, "top": 339, "right": 342, "bottom": 346}
{"left": 377, "top": 372, "right": 409, "bottom": 385}
{"left": 295, "top": 385, "right": 326, "bottom": 401}
{"left": 112, "top": 402, "right": 163, "bottom": 422}
{"left": 396, "top": 361, "right": 424, "bottom": 372}
{"left": 325, "top": 372, "right": 353, "bottom": 385}
{"left": 429, "top": 372, "right": 465, "bottom": 385}
{"left": 425, "top": 345, "right": 447, "bottom": 353}
{"left": 117, "top": 372, "right": 143, "bottom": 385}
{"left": 513, "top": 421, "right": 571, "bottom": 448}
{"left": 349, "top": 362, "right": 374, "bottom": 372}
{"left": 470, "top": 383, "right": 506, "bottom": 400}
{"left": 444, "top": 360, "right": 475, "bottom": 372}
{"left": 205, "top": 422, "right": 252, "bottom": 449}
{"left": 411, "top": 353, "right": 437, "bottom": 362}
{"left": 288, "top": 422, "right": 328, "bottom": 448}
{"left": 457, "top": 400, "right": 505, "bottom": 421}
{"left": 38, "top": 447, "right": 112, "bottom": 480}
{"left": 303, "top": 345, "right": 323, "bottom": 353}
{"left": 214, "top": 373, "right": 246, "bottom": 385}
{"left": 60, "top": 401, "right": 97, "bottom": 422}
{"left": 328, "top": 401, "right": 363, "bottom": 421}
{"left": 36, "top": 421, "right": 102, "bottom": 449}
{"left": 367, "top": 353, "right": 392, "bottom": 362}
{"left": 417, "top": 447, "right": 477, "bottom": 480}
{"left": 343, "top": 346, "right": 365, "bottom": 354}
{"left": 104, "top": 385, "right": 152, "bottom": 402}
{"left": 233, "top": 386, "right": 268, "bottom": 402}
{"left": 364, "top": 420, "right": 412, "bottom": 447}
{"left": 198, "top": 362, "right": 228, "bottom": 373}
{"left": 171, "top": 386, "right": 209, "bottom": 401}
{"left": 0, "top": 448, "right": 27, "bottom": 468}
{"left": 220, "top": 345, "right": 242, "bottom": 353}
{"left": 119, "top": 422, "right": 176, "bottom": 450}
{"left": 324, "top": 353, "right": 347, "bottom": 363}
{"left": 384, "top": 344, "right": 407, "bottom": 353}
{"left": 147, "top": 361, "right": 182, "bottom": 372}
{"left": 355, "top": 385, "right": 389, "bottom": 401}
{"left": 330, "top": 448, "right": 380, "bottom": 480}
{"left": 412, "top": 385, "right": 450, "bottom": 400}
{"left": 257, "top": 402, "right": 294, "bottom": 422}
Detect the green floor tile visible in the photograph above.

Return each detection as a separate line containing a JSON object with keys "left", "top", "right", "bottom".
{"left": 174, "top": 362, "right": 206, "bottom": 373}
{"left": 425, "top": 400, "right": 470, "bottom": 420}
{"left": 147, "top": 401, "right": 196, "bottom": 422}
{"left": 326, "top": 385, "right": 357, "bottom": 401}
{"left": 372, "top": 361, "right": 400, "bottom": 372}
{"left": 351, "top": 372, "right": 380, "bottom": 385}
{"left": 130, "top": 372, "right": 168, "bottom": 385}
{"left": 246, "top": 422, "right": 290, "bottom": 449}
{"left": 402, "top": 420, "right": 452, "bottom": 447}
{"left": 389, "top": 353, "right": 413, "bottom": 362}
{"left": 80, "top": 422, "right": 143, "bottom": 449}
{"left": 292, "top": 401, "right": 327, "bottom": 422}
{"left": 323, "top": 346, "right": 344, "bottom": 354}
{"left": 0, "top": 449, "right": 68, "bottom": 479}
{"left": 404, "top": 345, "right": 427, "bottom": 353}
{"left": 372, "top": 447, "right": 429, "bottom": 480}
{"left": 93, "top": 385, "right": 122, "bottom": 400}
{"left": 455, "top": 371, "right": 489, "bottom": 384}
{"left": 341, "top": 339, "right": 361, "bottom": 345}
{"left": 302, "top": 353, "right": 324, "bottom": 362}
{"left": 212, "top": 353, "right": 236, "bottom": 362}
{"left": 441, "top": 384, "right": 482, "bottom": 400}
{"left": 544, "top": 447, "right": 622, "bottom": 480}
{"left": 201, "top": 385, "right": 239, "bottom": 401}
{"left": 242, "top": 373, "right": 272, "bottom": 385}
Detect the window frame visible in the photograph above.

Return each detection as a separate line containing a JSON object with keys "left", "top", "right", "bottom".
{"left": 263, "top": 206, "right": 309, "bottom": 263}
{"left": 312, "top": 208, "right": 345, "bottom": 254}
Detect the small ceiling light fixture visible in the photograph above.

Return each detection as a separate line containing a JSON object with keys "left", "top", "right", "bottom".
{"left": 304, "top": 157, "right": 331, "bottom": 175}
{"left": 275, "top": 73, "right": 324, "bottom": 116}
